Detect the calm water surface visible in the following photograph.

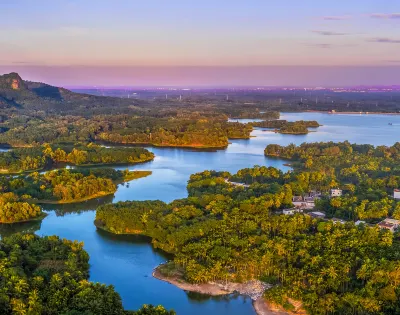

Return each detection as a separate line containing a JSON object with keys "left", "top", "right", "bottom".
{"left": 3, "top": 112, "right": 400, "bottom": 315}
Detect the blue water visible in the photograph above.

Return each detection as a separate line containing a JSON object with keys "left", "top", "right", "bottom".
{"left": 2, "top": 112, "right": 400, "bottom": 315}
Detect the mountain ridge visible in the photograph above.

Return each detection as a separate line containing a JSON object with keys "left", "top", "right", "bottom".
{"left": 0, "top": 72, "right": 139, "bottom": 114}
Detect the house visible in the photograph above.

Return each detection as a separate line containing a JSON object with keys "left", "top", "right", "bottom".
{"left": 308, "top": 211, "right": 326, "bottom": 219}
{"left": 283, "top": 208, "right": 303, "bottom": 215}
{"left": 330, "top": 188, "right": 342, "bottom": 197}
{"left": 292, "top": 193, "right": 318, "bottom": 209}
{"left": 394, "top": 189, "right": 400, "bottom": 200}
{"left": 378, "top": 218, "right": 400, "bottom": 233}
{"left": 292, "top": 201, "right": 315, "bottom": 210}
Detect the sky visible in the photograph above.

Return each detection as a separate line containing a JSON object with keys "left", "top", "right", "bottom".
{"left": 0, "top": 0, "right": 400, "bottom": 86}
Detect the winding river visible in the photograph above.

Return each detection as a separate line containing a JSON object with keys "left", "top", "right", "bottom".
{"left": 1, "top": 112, "right": 400, "bottom": 315}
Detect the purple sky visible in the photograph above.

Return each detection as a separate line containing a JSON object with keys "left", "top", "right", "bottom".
{"left": 1, "top": 1, "right": 400, "bottom": 86}
{"left": 1, "top": 65, "right": 399, "bottom": 87}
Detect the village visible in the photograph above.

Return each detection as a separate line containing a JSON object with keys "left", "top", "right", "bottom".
{"left": 282, "top": 188, "right": 400, "bottom": 233}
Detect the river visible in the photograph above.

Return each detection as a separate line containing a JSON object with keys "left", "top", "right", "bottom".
{"left": 1, "top": 112, "right": 400, "bottom": 315}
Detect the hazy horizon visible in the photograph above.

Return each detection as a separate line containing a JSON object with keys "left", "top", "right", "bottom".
{"left": 1, "top": 65, "right": 400, "bottom": 88}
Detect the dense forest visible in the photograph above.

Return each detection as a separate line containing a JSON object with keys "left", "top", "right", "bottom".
{"left": 0, "top": 144, "right": 154, "bottom": 173}
{"left": 95, "top": 142, "right": 400, "bottom": 314}
{"left": 0, "top": 233, "right": 175, "bottom": 314}
{"left": 0, "top": 168, "right": 151, "bottom": 205}
{"left": 0, "top": 192, "right": 44, "bottom": 223}
{"left": 0, "top": 115, "right": 254, "bottom": 149}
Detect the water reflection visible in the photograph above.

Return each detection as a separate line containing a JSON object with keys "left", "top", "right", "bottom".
{"left": 0, "top": 220, "right": 42, "bottom": 238}
{"left": 41, "top": 195, "right": 114, "bottom": 216}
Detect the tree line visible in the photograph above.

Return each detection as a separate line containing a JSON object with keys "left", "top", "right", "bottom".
{"left": 0, "top": 143, "right": 154, "bottom": 173}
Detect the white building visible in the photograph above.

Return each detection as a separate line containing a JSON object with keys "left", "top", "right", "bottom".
{"left": 330, "top": 188, "right": 343, "bottom": 197}
{"left": 394, "top": 189, "right": 400, "bottom": 200}
{"left": 283, "top": 208, "right": 303, "bottom": 215}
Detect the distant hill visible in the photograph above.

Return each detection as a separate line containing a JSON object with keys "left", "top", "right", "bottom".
{"left": 0, "top": 72, "right": 140, "bottom": 114}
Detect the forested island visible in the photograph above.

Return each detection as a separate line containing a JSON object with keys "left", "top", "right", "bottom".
{"left": 251, "top": 120, "right": 320, "bottom": 134}
{"left": 0, "top": 168, "right": 151, "bottom": 206}
{"left": 0, "top": 168, "right": 151, "bottom": 224}
{"left": 0, "top": 192, "right": 45, "bottom": 224}
{"left": 0, "top": 233, "right": 175, "bottom": 314}
{"left": 95, "top": 142, "right": 400, "bottom": 314}
{"left": 0, "top": 143, "right": 154, "bottom": 173}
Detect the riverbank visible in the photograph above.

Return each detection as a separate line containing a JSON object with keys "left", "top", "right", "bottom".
{"left": 35, "top": 191, "right": 116, "bottom": 205}
{"left": 153, "top": 264, "right": 288, "bottom": 315}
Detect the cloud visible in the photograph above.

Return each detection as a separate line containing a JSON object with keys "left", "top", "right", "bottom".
{"left": 370, "top": 13, "right": 400, "bottom": 19}
{"left": 322, "top": 16, "right": 351, "bottom": 21}
{"left": 369, "top": 37, "right": 400, "bottom": 44}
{"left": 312, "top": 30, "right": 349, "bottom": 36}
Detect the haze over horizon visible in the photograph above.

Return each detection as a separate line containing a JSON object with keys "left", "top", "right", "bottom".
{"left": 1, "top": 0, "right": 400, "bottom": 86}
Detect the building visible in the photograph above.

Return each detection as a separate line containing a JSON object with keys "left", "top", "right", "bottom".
{"left": 330, "top": 188, "right": 342, "bottom": 197}
{"left": 283, "top": 208, "right": 303, "bottom": 215}
{"left": 292, "top": 201, "right": 315, "bottom": 209}
{"left": 394, "top": 189, "right": 400, "bottom": 200}
{"left": 308, "top": 211, "right": 326, "bottom": 219}
{"left": 378, "top": 218, "right": 400, "bottom": 233}
{"left": 291, "top": 193, "right": 319, "bottom": 210}
{"left": 292, "top": 196, "right": 303, "bottom": 202}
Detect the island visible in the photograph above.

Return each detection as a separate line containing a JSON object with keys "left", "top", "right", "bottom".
{"left": 0, "top": 192, "right": 46, "bottom": 224}
{"left": 251, "top": 120, "right": 320, "bottom": 134}
{"left": 0, "top": 168, "right": 152, "bottom": 224}
{"left": 0, "top": 143, "right": 154, "bottom": 174}
{"left": 0, "top": 233, "right": 175, "bottom": 314}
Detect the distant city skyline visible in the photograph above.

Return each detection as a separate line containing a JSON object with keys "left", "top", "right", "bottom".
{"left": 1, "top": 1, "right": 399, "bottom": 86}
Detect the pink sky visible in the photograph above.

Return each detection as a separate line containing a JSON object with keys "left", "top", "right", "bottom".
{"left": 0, "top": 65, "right": 399, "bottom": 87}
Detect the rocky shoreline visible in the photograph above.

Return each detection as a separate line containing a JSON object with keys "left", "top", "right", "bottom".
{"left": 152, "top": 265, "right": 289, "bottom": 315}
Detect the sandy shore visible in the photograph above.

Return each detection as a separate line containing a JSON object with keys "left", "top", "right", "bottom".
{"left": 153, "top": 266, "right": 289, "bottom": 315}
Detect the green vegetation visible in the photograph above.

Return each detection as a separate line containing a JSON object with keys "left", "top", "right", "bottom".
{"left": 228, "top": 110, "right": 280, "bottom": 120}
{"left": 96, "top": 118, "right": 253, "bottom": 148}
{"left": 96, "top": 142, "right": 400, "bottom": 314}
{"left": 0, "top": 143, "right": 154, "bottom": 173}
{"left": 265, "top": 142, "right": 400, "bottom": 220}
{"left": 252, "top": 120, "right": 320, "bottom": 134}
{"left": 0, "top": 233, "right": 175, "bottom": 314}
{"left": 0, "top": 168, "right": 151, "bottom": 206}
{"left": 4, "top": 72, "right": 400, "bottom": 314}
{"left": 0, "top": 192, "right": 44, "bottom": 223}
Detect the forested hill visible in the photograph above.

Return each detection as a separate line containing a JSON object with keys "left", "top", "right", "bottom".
{"left": 0, "top": 72, "right": 138, "bottom": 114}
